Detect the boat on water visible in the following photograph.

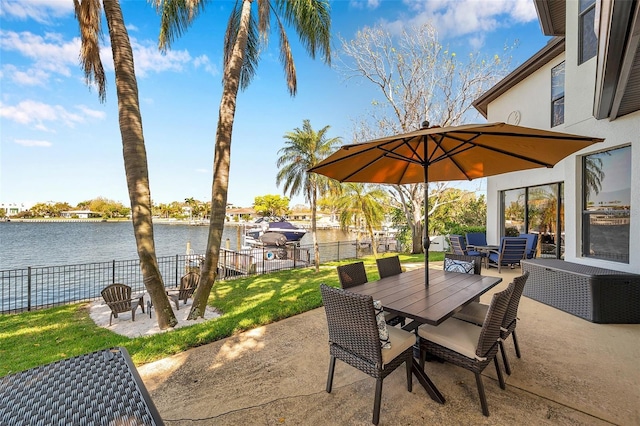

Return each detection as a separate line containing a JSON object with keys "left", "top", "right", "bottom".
{"left": 244, "top": 217, "right": 307, "bottom": 247}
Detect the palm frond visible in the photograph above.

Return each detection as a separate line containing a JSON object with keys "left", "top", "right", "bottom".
{"left": 154, "top": 0, "right": 207, "bottom": 52}
{"left": 74, "top": 0, "right": 106, "bottom": 102}
{"left": 275, "top": 0, "right": 331, "bottom": 64}
{"left": 223, "top": 1, "right": 260, "bottom": 91}
{"left": 257, "top": 0, "right": 271, "bottom": 38}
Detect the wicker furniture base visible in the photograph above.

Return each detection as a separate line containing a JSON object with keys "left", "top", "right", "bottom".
{"left": 0, "top": 347, "right": 163, "bottom": 425}
{"left": 522, "top": 259, "right": 640, "bottom": 323}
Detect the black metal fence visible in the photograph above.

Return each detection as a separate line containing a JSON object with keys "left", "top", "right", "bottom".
{"left": 1, "top": 240, "right": 373, "bottom": 314}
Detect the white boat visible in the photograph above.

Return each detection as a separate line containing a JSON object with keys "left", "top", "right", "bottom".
{"left": 244, "top": 217, "right": 307, "bottom": 247}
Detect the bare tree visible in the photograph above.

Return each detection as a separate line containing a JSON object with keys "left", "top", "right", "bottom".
{"left": 339, "top": 23, "right": 513, "bottom": 253}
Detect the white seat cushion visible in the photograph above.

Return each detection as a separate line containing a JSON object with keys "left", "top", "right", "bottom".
{"left": 454, "top": 302, "right": 489, "bottom": 326}
{"left": 381, "top": 326, "right": 416, "bottom": 367}
{"left": 418, "top": 318, "right": 485, "bottom": 360}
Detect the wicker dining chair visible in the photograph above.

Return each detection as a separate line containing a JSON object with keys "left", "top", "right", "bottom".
{"left": 417, "top": 285, "right": 513, "bottom": 417}
{"left": 320, "top": 284, "right": 414, "bottom": 425}
{"left": 101, "top": 283, "right": 145, "bottom": 326}
{"left": 336, "top": 262, "right": 404, "bottom": 326}
{"left": 443, "top": 253, "right": 482, "bottom": 275}
{"left": 375, "top": 255, "right": 402, "bottom": 279}
{"left": 336, "top": 262, "right": 368, "bottom": 289}
{"left": 454, "top": 272, "right": 530, "bottom": 375}
{"left": 167, "top": 271, "right": 199, "bottom": 310}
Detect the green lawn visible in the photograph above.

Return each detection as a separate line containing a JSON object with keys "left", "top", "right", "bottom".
{"left": 0, "top": 252, "right": 441, "bottom": 377}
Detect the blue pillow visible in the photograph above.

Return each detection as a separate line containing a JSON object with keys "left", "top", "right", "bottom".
{"left": 444, "top": 258, "right": 475, "bottom": 274}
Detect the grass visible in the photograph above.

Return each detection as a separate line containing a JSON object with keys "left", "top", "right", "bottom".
{"left": 0, "top": 252, "right": 441, "bottom": 377}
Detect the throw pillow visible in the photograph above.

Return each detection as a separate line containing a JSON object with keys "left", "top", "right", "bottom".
{"left": 373, "top": 300, "right": 391, "bottom": 349}
{"left": 444, "top": 258, "right": 475, "bottom": 274}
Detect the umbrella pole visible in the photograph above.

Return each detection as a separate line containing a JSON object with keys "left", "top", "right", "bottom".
{"left": 423, "top": 141, "right": 430, "bottom": 287}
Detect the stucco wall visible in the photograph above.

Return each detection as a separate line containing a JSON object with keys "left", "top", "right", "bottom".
{"left": 484, "top": 3, "right": 639, "bottom": 273}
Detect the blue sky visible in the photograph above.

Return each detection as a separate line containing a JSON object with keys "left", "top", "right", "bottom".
{"left": 1, "top": 0, "right": 549, "bottom": 208}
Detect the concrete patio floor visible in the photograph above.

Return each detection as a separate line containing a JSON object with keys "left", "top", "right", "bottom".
{"left": 137, "top": 263, "right": 639, "bottom": 425}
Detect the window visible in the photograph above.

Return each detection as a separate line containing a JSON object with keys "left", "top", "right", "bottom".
{"left": 551, "top": 62, "right": 565, "bottom": 127}
{"left": 579, "top": 0, "right": 598, "bottom": 64}
{"left": 582, "top": 146, "right": 631, "bottom": 263}
{"left": 501, "top": 183, "right": 564, "bottom": 259}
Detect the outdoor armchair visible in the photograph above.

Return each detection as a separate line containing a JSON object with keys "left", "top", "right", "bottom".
{"left": 100, "top": 283, "right": 145, "bottom": 326}
{"left": 487, "top": 237, "right": 528, "bottom": 273}
{"left": 320, "top": 284, "right": 414, "bottom": 425}
{"left": 449, "top": 235, "right": 483, "bottom": 257}
{"left": 167, "top": 271, "right": 199, "bottom": 310}
{"left": 417, "top": 285, "right": 513, "bottom": 417}
{"left": 519, "top": 233, "right": 539, "bottom": 259}
{"left": 454, "top": 272, "right": 530, "bottom": 375}
{"left": 465, "top": 232, "right": 487, "bottom": 251}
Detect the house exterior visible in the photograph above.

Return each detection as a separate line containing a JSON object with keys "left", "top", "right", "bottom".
{"left": 473, "top": 0, "right": 639, "bottom": 273}
{"left": 60, "top": 210, "right": 101, "bottom": 219}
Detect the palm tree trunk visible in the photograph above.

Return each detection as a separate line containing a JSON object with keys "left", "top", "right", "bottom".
{"left": 311, "top": 188, "right": 319, "bottom": 272}
{"left": 103, "top": 0, "right": 176, "bottom": 328}
{"left": 188, "top": 0, "right": 252, "bottom": 319}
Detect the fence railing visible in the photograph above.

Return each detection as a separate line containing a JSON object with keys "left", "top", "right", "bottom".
{"left": 1, "top": 240, "right": 373, "bottom": 314}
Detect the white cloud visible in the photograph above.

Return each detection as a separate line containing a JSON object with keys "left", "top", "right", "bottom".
{"left": 386, "top": 0, "right": 537, "bottom": 41}
{"left": 0, "top": 0, "right": 73, "bottom": 24}
{"left": 0, "top": 100, "right": 104, "bottom": 129}
{"left": 193, "top": 54, "right": 219, "bottom": 76}
{"left": 14, "top": 139, "right": 53, "bottom": 147}
{"left": 0, "top": 30, "right": 79, "bottom": 82}
{"left": 126, "top": 24, "right": 139, "bottom": 32}
{"left": 349, "top": 0, "right": 381, "bottom": 9}
{"left": 1, "top": 30, "right": 194, "bottom": 85}
{"left": 195, "top": 168, "right": 209, "bottom": 174}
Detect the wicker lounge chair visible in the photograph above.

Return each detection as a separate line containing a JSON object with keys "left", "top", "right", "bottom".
{"left": 101, "top": 283, "right": 145, "bottom": 326}
{"left": 487, "top": 237, "right": 528, "bottom": 273}
{"left": 454, "top": 272, "right": 530, "bottom": 375}
{"left": 417, "top": 286, "right": 512, "bottom": 416}
{"left": 320, "top": 284, "right": 414, "bottom": 425}
{"left": 167, "top": 272, "right": 199, "bottom": 310}
{"left": 375, "top": 255, "right": 402, "bottom": 279}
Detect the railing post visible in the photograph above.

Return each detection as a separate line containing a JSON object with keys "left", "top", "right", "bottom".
{"left": 112, "top": 260, "right": 116, "bottom": 284}
{"left": 175, "top": 255, "right": 179, "bottom": 287}
{"left": 27, "top": 267, "right": 32, "bottom": 312}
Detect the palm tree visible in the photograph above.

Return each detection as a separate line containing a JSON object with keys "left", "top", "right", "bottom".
{"left": 74, "top": 0, "right": 176, "bottom": 328}
{"left": 336, "top": 183, "right": 388, "bottom": 258}
{"left": 276, "top": 120, "right": 341, "bottom": 271}
{"left": 155, "top": 0, "right": 332, "bottom": 319}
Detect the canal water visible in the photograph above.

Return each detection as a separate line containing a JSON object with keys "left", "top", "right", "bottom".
{"left": 0, "top": 221, "right": 352, "bottom": 270}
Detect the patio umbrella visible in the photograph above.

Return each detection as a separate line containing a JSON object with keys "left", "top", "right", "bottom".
{"left": 308, "top": 122, "right": 604, "bottom": 284}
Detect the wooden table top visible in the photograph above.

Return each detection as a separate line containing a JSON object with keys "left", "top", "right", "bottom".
{"left": 348, "top": 268, "right": 502, "bottom": 326}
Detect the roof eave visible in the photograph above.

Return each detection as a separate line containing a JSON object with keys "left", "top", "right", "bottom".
{"left": 473, "top": 37, "right": 565, "bottom": 118}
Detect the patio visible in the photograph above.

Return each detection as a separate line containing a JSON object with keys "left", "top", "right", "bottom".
{"left": 137, "top": 263, "right": 639, "bottom": 425}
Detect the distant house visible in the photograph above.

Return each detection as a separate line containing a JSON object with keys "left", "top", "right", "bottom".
{"left": 0, "top": 202, "right": 32, "bottom": 217}
{"left": 226, "top": 207, "right": 257, "bottom": 222}
{"left": 61, "top": 210, "right": 101, "bottom": 219}
{"left": 473, "top": 0, "right": 639, "bottom": 273}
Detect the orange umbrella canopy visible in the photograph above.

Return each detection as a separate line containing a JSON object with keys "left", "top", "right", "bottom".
{"left": 309, "top": 122, "right": 603, "bottom": 283}
{"left": 308, "top": 122, "right": 604, "bottom": 184}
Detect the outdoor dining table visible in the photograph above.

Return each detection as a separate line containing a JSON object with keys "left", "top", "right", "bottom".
{"left": 347, "top": 267, "right": 502, "bottom": 404}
